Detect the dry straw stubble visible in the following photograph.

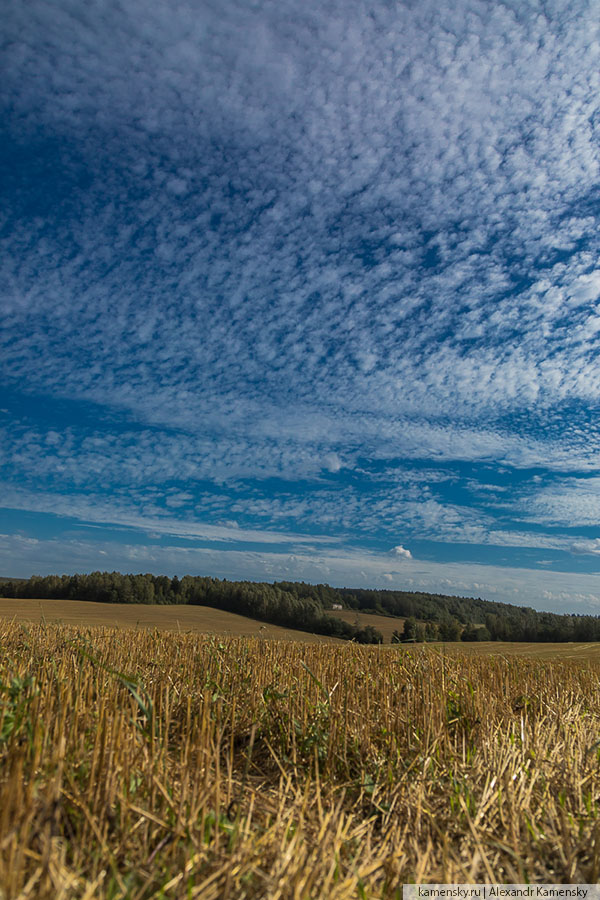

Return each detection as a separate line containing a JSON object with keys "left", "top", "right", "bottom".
{"left": 0, "top": 622, "right": 599, "bottom": 898}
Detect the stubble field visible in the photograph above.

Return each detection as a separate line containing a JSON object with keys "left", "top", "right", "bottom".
{"left": 1, "top": 619, "right": 600, "bottom": 898}
{"left": 6, "top": 599, "right": 600, "bottom": 662}
{"left": 0, "top": 597, "right": 341, "bottom": 643}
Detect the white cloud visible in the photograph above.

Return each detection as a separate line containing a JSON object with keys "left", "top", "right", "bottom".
{"left": 392, "top": 545, "right": 412, "bottom": 559}
{"left": 568, "top": 271, "right": 600, "bottom": 307}
{"left": 518, "top": 477, "right": 600, "bottom": 527}
{"left": 322, "top": 452, "right": 343, "bottom": 473}
{"left": 0, "top": 484, "right": 341, "bottom": 548}
{"left": 572, "top": 539, "right": 600, "bottom": 556}
{"left": 165, "top": 492, "right": 194, "bottom": 508}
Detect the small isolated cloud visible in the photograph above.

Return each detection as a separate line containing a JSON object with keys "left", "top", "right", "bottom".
{"left": 391, "top": 545, "right": 413, "bottom": 559}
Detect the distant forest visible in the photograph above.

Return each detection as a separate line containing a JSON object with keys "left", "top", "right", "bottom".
{"left": 3, "top": 571, "right": 600, "bottom": 643}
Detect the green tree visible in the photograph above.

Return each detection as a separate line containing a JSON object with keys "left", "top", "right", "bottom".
{"left": 403, "top": 616, "right": 418, "bottom": 641}
{"left": 438, "top": 616, "right": 462, "bottom": 641}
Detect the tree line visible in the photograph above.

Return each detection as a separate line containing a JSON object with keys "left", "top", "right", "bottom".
{"left": 275, "top": 582, "right": 600, "bottom": 642}
{"left": 0, "top": 572, "right": 383, "bottom": 643}
{"left": 348, "top": 589, "right": 600, "bottom": 641}
{"left": 3, "top": 572, "right": 600, "bottom": 642}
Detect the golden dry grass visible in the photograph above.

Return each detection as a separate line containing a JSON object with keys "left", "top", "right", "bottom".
{"left": 1, "top": 623, "right": 600, "bottom": 897}
{"left": 0, "top": 598, "right": 340, "bottom": 643}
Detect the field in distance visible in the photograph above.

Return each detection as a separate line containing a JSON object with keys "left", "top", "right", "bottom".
{"left": 329, "top": 610, "right": 600, "bottom": 660}
{"left": 0, "top": 596, "right": 342, "bottom": 643}
{"left": 2, "top": 598, "right": 600, "bottom": 661}
{"left": 444, "top": 639, "right": 600, "bottom": 661}
{"left": 328, "top": 607, "right": 406, "bottom": 641}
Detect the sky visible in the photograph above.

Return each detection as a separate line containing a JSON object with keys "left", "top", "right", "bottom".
{"left": 2, "top": 0, "right": 600, "bottom": 614}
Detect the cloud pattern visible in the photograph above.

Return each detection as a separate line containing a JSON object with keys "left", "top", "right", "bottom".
{"left": 2, "top": 0, "right": 600, "bottom": 611}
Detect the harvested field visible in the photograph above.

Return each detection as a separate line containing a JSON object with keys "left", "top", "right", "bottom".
{"left": 440, "top": 639, "right": 600, "bottom": 662}
{"left": 1, "top": 622, "right": 600, "bottom": 896}
{"left": 328, "top": 608, "right": 405, "bottom": 641}
{"left": 0, "top": 597, "right": 340, "bottom": 643}
{"left": 329, "top": 611, "right": 600, "bottom": 661}
{"left": 3, "top": 599, "right": 600, "bottom": 661}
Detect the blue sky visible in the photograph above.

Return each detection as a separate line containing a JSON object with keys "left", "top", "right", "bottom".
{"left": 2, "top": 0, "right": 600, "bottom": 613}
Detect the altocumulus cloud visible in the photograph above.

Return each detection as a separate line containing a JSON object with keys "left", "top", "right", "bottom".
{"left": 2, "top": 0, "right": 600, "bottom": 611}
